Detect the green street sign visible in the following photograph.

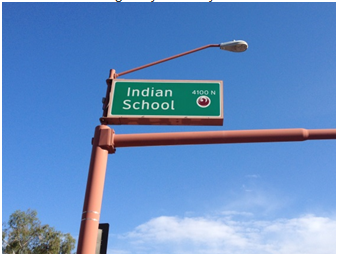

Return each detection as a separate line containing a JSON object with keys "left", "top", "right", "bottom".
{"left": 101, "top": 79, "right": 223, "bottom": 125}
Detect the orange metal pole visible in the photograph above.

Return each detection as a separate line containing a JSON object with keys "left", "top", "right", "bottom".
{"left": 77, "top": 125, "right": 115, "bottom": 254}
{"left": 116, "top": 44, "right": 220, "bottom": 77}
{"left": 113, "top": 128, "right": 336, "bottom": 148}
{"left": 77, "top": 126, "right": 334, "bottom": 253}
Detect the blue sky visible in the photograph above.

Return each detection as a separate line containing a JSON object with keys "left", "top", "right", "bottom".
{"left": 1, "top": 2, "right": 337, "bottom": 254}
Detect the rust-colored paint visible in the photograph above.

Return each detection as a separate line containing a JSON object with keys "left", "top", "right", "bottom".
{"left": 77, "top": 126, "right": 335, "bottom": 253}
{"left": 113, "top": 128, "right": 336, "bottom": 148}
{"left": 116, "top": 44, "right": 220, "bottom": 77}
{"left": 77, "top": 125, "right": 114, "bottom": 254}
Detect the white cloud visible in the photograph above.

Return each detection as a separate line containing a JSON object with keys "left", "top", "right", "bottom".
{"left": 245, "top": 174, "right": 260, "bottom": 178}
{"left": 113, "top": 214, "right": 336, "bottom": 254}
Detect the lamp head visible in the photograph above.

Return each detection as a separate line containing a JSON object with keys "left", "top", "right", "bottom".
{"left": 220, "top": 40, "right": 248, "bottom": 52}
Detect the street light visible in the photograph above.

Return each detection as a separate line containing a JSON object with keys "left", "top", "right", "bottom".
{"left": 220, "top": 40, "right": 248, "bottom": 52}
{"left": 113, "top": 40, "right": 248, "bottom": 78}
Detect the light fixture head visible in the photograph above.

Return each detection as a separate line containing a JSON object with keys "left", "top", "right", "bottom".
{"left": 220, "top": 40, "right": 248, "bottom": 52}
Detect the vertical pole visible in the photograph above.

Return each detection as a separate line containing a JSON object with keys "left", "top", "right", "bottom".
{"left": 77, "top": 125, "right": 115, "bottom": 254}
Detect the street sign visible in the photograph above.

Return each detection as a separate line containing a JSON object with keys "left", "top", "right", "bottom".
{"left": 96, "top": 223, "right": 109, "bottom": 254}
{"left": 101, "top": 79, "right": 223, "bottom": 125}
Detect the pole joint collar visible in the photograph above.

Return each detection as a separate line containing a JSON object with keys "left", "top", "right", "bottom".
{"left": 94, "top": 126, "right": 116, "bottom": 154}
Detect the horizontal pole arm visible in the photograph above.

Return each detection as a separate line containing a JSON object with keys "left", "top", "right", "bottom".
{"left": 116, "top": 44, "right": 220, "bottom": 77}
{"left": 113, "top": 128, "right": 336, "bottom": 148}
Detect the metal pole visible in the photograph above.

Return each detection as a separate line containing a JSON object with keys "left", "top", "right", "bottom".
{"left": 116, "top": 44, "right": 220, "bottom": 77}
{"left": 113, "top": 128, "right": 336, "bottom": 148}
{"left": 76, "top": 126, "right": 334, "bottom": 253}
{"left": 77, "top": 125, "right": 115, "bottom": 254}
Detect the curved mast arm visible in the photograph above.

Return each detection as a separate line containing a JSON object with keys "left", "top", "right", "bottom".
{"left": 115, "top": 44, "right": 220, "bottom": 78}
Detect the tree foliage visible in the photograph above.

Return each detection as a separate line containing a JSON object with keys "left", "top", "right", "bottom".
{"left": 2, "top": 209, "right": 75, "bottom": 254}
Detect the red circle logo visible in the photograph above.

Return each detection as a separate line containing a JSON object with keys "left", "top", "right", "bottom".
{"left": 197, "top": 96, "right": 211, "bottom": 108}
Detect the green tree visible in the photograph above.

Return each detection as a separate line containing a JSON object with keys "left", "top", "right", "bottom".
{"left": 2, "top": 209, "right": 75, "bottom": 254}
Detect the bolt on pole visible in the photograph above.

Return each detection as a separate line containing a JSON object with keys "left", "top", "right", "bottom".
{"left": 77, "top": 125, "right": 115, "bottom": 254}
